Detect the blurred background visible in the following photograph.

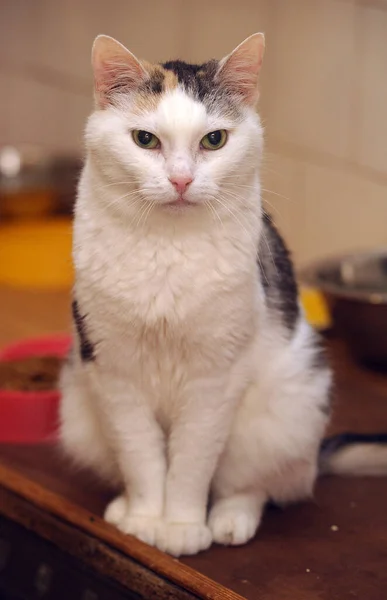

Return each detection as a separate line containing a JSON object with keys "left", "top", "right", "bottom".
{"left": 0, "top": 0, "right": 386, "bottom": 291}
{"left": 1, "top": 4, "right": 387, "bottom": 589}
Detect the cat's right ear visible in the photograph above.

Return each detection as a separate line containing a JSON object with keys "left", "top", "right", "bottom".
{"left": 217, "top": 33, "right": 265, "bottom": 105}
{"left": 92, "top": 35, "right": 148, "bottom": 109}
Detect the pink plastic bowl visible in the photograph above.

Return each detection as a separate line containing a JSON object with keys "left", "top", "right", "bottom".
{"left": 0, "top": 335, "right": 71, "bottom": 443}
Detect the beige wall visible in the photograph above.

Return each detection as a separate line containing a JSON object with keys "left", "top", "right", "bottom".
{"left": 1, "top": 0, "right": 386, "bottom": 264}
{"left": 261, "top": 0, "right": 387, "bottom": 265}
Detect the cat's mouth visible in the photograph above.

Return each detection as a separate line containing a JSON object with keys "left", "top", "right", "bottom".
{"left": 164, "top": 195, "right": 195, "bottom": 209}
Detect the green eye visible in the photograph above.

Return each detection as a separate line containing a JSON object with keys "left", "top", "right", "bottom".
{"left": 200, "top": 130, "right": 227, "bottom": 150}
{"left": 132, "top": 130, "right": 160, "bottom": 149}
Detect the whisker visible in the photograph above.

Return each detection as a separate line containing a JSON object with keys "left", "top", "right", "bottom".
{"left": 132, "top": 195, "right": 155, "bottom": 231}
{"left": 104, "top": 187, "right": 155, "bottom": 210}
{"left": 210, "top": 193, "right": 269, "bottom": 281}
{"left": 132, "top": 202, "right": 149, "bottom": 231}
{"left": 104, "top": 191, "right": 143, "bottom": 211}
{"left": 219, "top": 179, "right": 291, "bottom": 204}
{"left": 139, "top": 198, "right": 155, "bottom": 229}
{"left": 212, "top": 196, "right": 255, "bottom": 243}
{"left": 93, "top": 179, "right": 140, "bottom": 193}
{"left": 261, "top": 198, "right": 281, "bottom": 218}
{"left": 204, "top": 197, "right": 225, "bottom": 230}
{"left": 261, "top": 188, "right": 292, "bottom": 202}
{"left": 218, "top": 192, "right": 277, "bottom": 270}
{"left": 259, "top": 216, "right": 278, "bottom": 276}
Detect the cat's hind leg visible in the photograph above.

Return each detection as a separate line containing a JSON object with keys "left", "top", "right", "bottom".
{"left": 210, "top": 361, "right": 329, "bottom": 546}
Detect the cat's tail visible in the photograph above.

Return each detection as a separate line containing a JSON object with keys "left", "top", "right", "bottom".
{"left": 319, "top": 433, "right": 387, "bottom": 476}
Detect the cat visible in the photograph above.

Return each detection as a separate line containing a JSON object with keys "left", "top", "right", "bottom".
{"left": 59, "top": 33, "right": 387, "bottom": 557}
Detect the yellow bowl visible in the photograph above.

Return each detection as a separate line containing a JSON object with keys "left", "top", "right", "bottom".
{"left": 300, "top": 286, "right": 332, "bottom": 330}
{"left": 0, "top": 219, "right": 73, "bottom": 290}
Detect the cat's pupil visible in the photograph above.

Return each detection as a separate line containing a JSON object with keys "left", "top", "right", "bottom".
{"left": 208, "top": 131, "right": 221, "bottom": 145}
{"left": 138, "top": 131, "right": 152, "bottom": 145}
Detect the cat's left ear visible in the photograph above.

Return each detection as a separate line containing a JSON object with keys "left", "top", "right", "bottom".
{"left": 217, "top": 33, "right": 265, "bottom": 105}
{"left": 92, "top": 35, "right": 148, "bottom": 108}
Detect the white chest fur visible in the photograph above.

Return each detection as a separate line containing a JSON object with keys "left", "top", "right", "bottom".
{"left": 73, "top": 191, "right": 262, "bottom": 413}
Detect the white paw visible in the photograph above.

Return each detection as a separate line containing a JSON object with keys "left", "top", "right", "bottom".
{"left": 209, "top": 499, "right": 261, "bottom": 546}
{"left": 119, "top": 515, "right": 161, "bottom": 546}
{"left": 156, "top": 522, "right": 212, "bottom": 557}
{"left": 104, "top": 495, "right": 128, "bottom": 526}
{"left": 104, "top": 495, "right": 160, "bottom": 546}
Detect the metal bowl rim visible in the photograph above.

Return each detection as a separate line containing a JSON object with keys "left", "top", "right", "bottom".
{"left": 299, "top": 248, "right": 387, "bottom": 304}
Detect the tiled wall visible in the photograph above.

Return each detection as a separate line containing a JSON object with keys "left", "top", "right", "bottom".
{"left": 0, "top": 0, "right": 270, "bottom": 152}
{"left": 1, "top": 0, "right": 386, "bottom": 264}
{"left": 0, "top": 0, "right": 187, "bottom": 153}
{"left": 261, "top": 0, "right": 387, "bottom": 264}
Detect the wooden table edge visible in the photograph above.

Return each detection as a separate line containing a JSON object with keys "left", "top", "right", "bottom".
{"left": 0, "top": 460, "right": 246, "bottom": 600}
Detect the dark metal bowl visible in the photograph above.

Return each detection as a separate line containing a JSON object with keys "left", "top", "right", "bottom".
{"left": 300, "top": 250, "right": 387, "bottom": 369}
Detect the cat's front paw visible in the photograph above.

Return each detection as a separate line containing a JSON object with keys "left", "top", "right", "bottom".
{"left": 104, "top": 495, "right": 161, "bottom": 546}
{"left": 209, "top": 495, "right": 262, "bottom": 546}
{"left": 156, "top": 522, "right": 212, "bottom": 557}
{"left": 104, "top": 495, "right": 128, "bottom": 526}
{"left": 209, "top": 509, "right": 257, "bottom": 546}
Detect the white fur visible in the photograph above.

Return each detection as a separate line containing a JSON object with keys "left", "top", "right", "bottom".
{"left": 321, "top": 444, "right": 387, "bottom": 476}
{"left": 60, "top": 83, "right": 330, "bottom": 557}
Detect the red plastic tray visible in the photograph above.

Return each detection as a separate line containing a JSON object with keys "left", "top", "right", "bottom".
{"left": 0, "top": 335, "right": 71, "bottom": 443}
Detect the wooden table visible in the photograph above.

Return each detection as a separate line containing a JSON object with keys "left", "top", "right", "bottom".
{"left": 1, "top": 288, "right": 387, "bottom": 599}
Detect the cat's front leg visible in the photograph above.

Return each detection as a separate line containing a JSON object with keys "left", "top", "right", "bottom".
{"left": 96, "top": 376, "right": 167, "bottom": 546}
{"left": 155, "top": 377, "right": 237, "bottom": 557}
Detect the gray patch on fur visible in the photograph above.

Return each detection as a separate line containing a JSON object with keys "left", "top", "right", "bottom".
{"left": 258, "top": 212, "right": 300, "bottom": 331}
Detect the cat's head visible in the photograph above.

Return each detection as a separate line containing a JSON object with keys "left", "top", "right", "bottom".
{"left": 85, "top": 34, "right": 265, "bottom": 222}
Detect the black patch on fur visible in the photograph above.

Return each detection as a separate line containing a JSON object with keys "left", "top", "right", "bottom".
{"left": 162, "top": 60, "right": 203, "bottom": 84}
{"left": 162, "top": 60, "right": 217, "bottom": 99}
{"left": 319, "top": 432, "right": 387, "bottom": 472}
{"left": 72, "top": 299, "right": 95, "bottom": 362}
{"left": 258, "top": 212, "right": 300, "bottom": 331}
{"left": 147, "top": 70, "right": 164, "bottom": 94}
{"left": 321, "top": 432, "right": 387, "bottom": 455}
{"left": 161, "top": 59, "right": 239, "bottom": 117}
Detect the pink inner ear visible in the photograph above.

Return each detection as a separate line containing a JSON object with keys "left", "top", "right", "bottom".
{"left": 218, "top": 36, "right": 264, "bottom": 105}
{"left": 220, "top": 55, "right": 261, "bottom": 104}
{"left": 94, "top": 58, "right": 146, "bottom": 108}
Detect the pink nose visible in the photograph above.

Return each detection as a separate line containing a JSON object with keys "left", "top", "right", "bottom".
{"left": 169, "top": 176, "right": 193, "bottom": 194}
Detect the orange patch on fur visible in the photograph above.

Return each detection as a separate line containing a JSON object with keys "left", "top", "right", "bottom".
{"left": 132, "top": 91, "right": 159, "bottom": 113}
{"left": 131, "top": 63, "right": 178, "bottom": 113}
{"left": 162, "top": 69, "right": 178, "bottom": 91}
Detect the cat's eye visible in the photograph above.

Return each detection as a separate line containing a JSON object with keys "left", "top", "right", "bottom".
{"left": 132, "top": 130, "right": 160, "bottom": 150}
{"left": 200, "top": 130, "right": 227, "bottom": 151}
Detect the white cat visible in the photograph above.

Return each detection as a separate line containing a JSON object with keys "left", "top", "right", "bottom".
{"left": 60, "top": 33, "right": 384, "bottom": 557}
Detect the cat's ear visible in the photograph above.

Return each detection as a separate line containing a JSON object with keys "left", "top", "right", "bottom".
{"left": 92, "top": 35, "right": 148, "bottom": 108}
{"left": 217, "top": 33, "right": 265, "bottom": 105}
